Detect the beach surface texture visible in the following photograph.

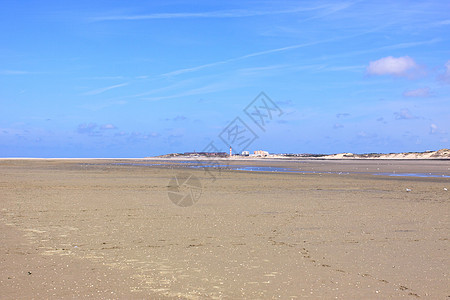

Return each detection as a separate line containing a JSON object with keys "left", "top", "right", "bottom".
{"left": 1, "top": 159, "right": 449, "bottom": 298}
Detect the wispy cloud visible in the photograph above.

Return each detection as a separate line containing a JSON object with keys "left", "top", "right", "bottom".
{"left": 376, "top": 39, "right": 441, "bottom": 51}
{"left": 236, "top": 64, "right": 292, "bottom": 76}
{"left": 127, "top": 131, "right": 160, "bottom": 142}
{"left": 0, "top": 70, "right": 33, "bottom": 75}
{"left": 81, "top": 76, "right": 126, "bottom": 80}
{"left": 161, "top": 61, "right": 228, "bottom": 77}
{"left": 403, "top": 87, "right": 431, "bottom": 97}
{"left": 301, "top": 1, "right": 358, "bottom": 23}
{"left": 142, "top": 81, "right": 233, "bottom": 101}
{"left": 165, "top": 115, "right": 187, "bottom": 122}
{"left": 84, "top": 82, "right": 128, "bottom": 95}
{"left": 319, "top": 38, "right": 441, "bottom": 62}
{"left": 162, "top": 35, "right": 439, "bottom": 79}
{"left": 162, "top": 39, "right": 336, "bottom": 77}
{"left": 324, "top": 65, "right": 365, "bottom": 72}
{"left": 336, "top": 113, "right": 350, "bottom": 118}
{"left": 79, "top": 100, "right": 127, "bottom": 111}
{"left": 91, "top": 5, "right": 338, "bottom": 22}
{"left": 431, "top": 19, "right": 450, "bottom": 27}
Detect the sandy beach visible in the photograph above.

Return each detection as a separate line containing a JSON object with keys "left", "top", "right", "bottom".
{"left": 0, "top": 159, "right": 449, "bottom": 298}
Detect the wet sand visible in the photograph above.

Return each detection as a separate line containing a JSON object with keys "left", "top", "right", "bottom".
{"left": 0, "top": 159, "right": 449, "bottom": 298}
{"left": 123, "top": 158, "right": 450, "bottom": 177}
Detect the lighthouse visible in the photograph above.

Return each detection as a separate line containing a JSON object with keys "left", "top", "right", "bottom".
{"left": 229, "top": 146, "right": 232, "bottom": 157}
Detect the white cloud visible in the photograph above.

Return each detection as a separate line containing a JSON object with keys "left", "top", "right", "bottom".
{"left": 394, "top": 108, "right": 417, "bottom": 120}
{"left": 440, "top": 60, "right": 450, "bottom": 84}
{"left": 77, "top": 123, "right": 98, "bottom": 134}
{"left": 100, "top": 124, "right": 117, "bottom": 130}
{"left": 429, "top": 123, "right": 447, "bottom": 135}
{"left": 366, "top": 56, "right": 418, "bottom": 77}
{"left": 403, "top": 87, "right": 430, "bottom": 97}
{"left": 430, "top": 124, "right": 438, "bottom": 134}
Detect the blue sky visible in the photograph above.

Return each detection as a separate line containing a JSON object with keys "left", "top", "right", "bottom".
{"left": 1, "top": 0, "right": 449, "bottom": 157}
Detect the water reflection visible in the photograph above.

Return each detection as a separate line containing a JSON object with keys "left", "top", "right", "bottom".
{"left": 109, "top": 162, "right": 450, "bottom": 178}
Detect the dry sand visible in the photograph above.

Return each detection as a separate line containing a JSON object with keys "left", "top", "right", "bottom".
{"left": 0, "top": 159, "right": 449, "bottom": 299}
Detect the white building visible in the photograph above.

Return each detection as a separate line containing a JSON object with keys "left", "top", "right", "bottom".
{"left": 254, "top": 150, "right": 269, "bottom": 157}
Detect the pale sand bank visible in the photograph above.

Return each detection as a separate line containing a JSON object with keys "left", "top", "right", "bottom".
{"left": 0, "top": 160, "right": 449, "bottom": 298}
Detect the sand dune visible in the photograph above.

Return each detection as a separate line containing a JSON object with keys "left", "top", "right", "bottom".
{"left": 321, "top": 148, "right": 450, "bottom": 159}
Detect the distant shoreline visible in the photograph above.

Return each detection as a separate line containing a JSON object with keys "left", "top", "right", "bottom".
{"left": 154, "top": 148, "right": 450, "bottom": 160}
{"left": 1, "top": 148, "right": 449, "bottom": 160}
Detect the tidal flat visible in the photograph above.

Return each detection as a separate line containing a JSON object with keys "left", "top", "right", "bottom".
{"left": 0, "top": 159, "right": 449, "bottom": 298}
